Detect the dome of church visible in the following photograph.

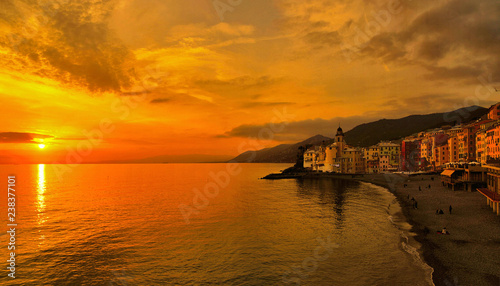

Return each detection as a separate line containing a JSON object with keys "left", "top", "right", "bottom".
{"left": 336, "top": 126, "right": 344, "bottom": 135}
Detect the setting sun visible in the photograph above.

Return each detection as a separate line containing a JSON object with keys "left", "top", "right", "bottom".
{"left": 38, "top": 144, "right": 45, "bottom": 149}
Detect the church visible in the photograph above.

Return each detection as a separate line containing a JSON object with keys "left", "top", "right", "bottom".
{"left": 303, "top": 126, "right": 365, "bottom": 174}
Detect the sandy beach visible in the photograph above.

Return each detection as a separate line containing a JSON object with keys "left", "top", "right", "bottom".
{"left": 357, "top": 173, "right": 500, "bottom": 286}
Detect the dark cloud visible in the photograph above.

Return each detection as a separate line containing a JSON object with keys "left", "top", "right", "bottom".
{"left": 0, "top": 132, "right": 53, "bottom": 143}
{"left": 120, "top": 90, "right": 152, "bottom": 96}
{"left": 360, "top": 0, "right": 500, "bottom": 82}
{"left": 217, "top": 116, "right": 378, "bottom": 141}
{"left": 293, "top": 0, "right": 500, "bottom": 83}
{"left": 150, "top": 97, "right": 172, "bottom": 104}
{"left": 417, "top": 39, "right": 451, "bottom": 61}
{"left": 421, "top": 65, "right": 482, "bottom": 82}
{"left": 146, "top": 90, "right": 214, "bottom": 105}
{"left": 360, "top": 33, "right": 406, "bottom": 62}
{"left": 0, "top": 0, "right": 134, "bottom": 92}
{"left": 219, "top": 91, "right": 492, "bottom": 141}
{"left": 303, "top": 31, "right": 341, "bottom": 47}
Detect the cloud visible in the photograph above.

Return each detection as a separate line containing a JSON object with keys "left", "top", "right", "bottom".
{"left": 283, "top": 0, "right": 500, "bottom": 83}
{"left": 303, "top": 31, "right": 342, "bottom": 48}
{"left": 120, "top": 90, "right": 152, "bottom": 96}
{"left": 218, "top": 116, "right": 378, "bottom": 141}
{"left": 0, "top": 0, "right": 134, "bottom": 92}
{"left": 0, "top": 132, "right": 53, "bottom": 143}
{"left": 146, "top": 90, "right": 216, "bottom": 106}
{"left": 359, "top": 0, "right": 500, "bottom": 82}
{"left": 150, "top": 97, "right": 171, "bottom": 104}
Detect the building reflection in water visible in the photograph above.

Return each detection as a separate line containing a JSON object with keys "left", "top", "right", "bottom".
{"left": 295, "top": 177, "right": 355, "bottom": 229}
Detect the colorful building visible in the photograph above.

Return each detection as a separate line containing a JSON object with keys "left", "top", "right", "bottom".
{"left": 485, "top": 123, "right": 500, "bottom": 162}
{"left": 378, "top": 142, "right": 400, "bottom": 172}
{"left": 401, "top": 139, "right": 423, "bottom": 172}
{"left": 364, "top": 145, "right": 379, "bottom": 173}
{"left": 304, "top": 126, "right": 364, "bottom": 173}
{"left": 457, "top": 122, "right": 480, "bottom": 162}
{"left": 434, "top": 142, "right": 450, "bottom": 169}
{"left": 487, "top": 102, "right": 500, "bottom": 121}
{"left": 476, "top": 120, "right": 495, "bottom": 164}
{"left": 304, "top": 102, "right": 500, "bottom": 175}
{"left": 448, "top": 135, "right": 459, "bottom": 163}
{"left": 420, "top": 137, "right": 433, "bottom": 167}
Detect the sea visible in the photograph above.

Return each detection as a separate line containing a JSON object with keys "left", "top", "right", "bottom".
{"left": 0, "top": 163, "right": 434, "bottom": 285}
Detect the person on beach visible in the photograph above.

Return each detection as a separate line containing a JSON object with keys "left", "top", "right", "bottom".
{"left": 419, "top": 186, "right": 421, "bottom": 191}
{"left": 428, "top": 184, "right": 431, "bottom": 189}
{"left": 441, "top": 227, "right": 448, "bottom": 234}
{"left": 449, "top": 205, "right": 452, "bottom": 214}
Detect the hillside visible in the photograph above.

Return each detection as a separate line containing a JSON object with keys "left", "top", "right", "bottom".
{"left": 230, "top": 106, "right": 489, "bottom": 163}
{"left": 230, "top": 134, "right": 331, "bottom": 163}
{"left": 344, "top": 106, "right": 488, "bottom": 147}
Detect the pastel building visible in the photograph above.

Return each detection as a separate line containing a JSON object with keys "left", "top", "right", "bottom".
{"left": 420, "top": 137, "right": 434, "bottom": 166}
{"left": 476, "top": 120, "right": 495, "bottom": 164}
{"left": 401, "top": 139, "right": 423, "bottom": 172}
{"left": 304, "top": 126, "right": 364, "bottom": 174}
{"left": 364, "top": 145, "right": 380, "bottom": 173}
{"left": 448, "top": 135, "right": 459, "bottom": 163}
{"left": 378, "top": 142, "right": 400, "bottom": 172}
{"left": 487, "top": 102, "right": 500, "bottom": 121}
{"left": 303, "top": 149, "right": 318, "bottom": 169}
{"left": 434, "top": 142, "right": 450, "bottom": 169}
{"left": 457, "top": 122, "right": 480, "bottom": 162}
{"left": 485, "top": 123, "right": 500, "bottom": 162}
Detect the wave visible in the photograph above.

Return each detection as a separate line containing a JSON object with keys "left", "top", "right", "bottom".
{"left": 361, "top": 181, "right": 436, "bottom": 286}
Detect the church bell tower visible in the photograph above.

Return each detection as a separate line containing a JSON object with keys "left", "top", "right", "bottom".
{"left": 335, "top": 125, "right": 345, "bottom": 156}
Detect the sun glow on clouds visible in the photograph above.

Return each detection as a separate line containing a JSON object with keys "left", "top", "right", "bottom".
{"left": 0, "top": 0, "right": 498, "bottom": 163}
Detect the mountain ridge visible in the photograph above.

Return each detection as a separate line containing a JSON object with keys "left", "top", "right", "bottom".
{"left": 230, "top": 105, "right": 489, "bottom": 163}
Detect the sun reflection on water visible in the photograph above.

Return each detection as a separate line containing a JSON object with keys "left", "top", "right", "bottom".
{"left": 37, "top": 164, "right": 46, "bottom": 226}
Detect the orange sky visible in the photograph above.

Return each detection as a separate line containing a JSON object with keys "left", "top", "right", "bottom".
{"left": 1, "top": 0, "right": 499, "bottom": 164}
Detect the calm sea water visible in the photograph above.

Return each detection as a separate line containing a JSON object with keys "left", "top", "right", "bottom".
{"left": 0, "top": 163, "right": 433, "bottom": 285}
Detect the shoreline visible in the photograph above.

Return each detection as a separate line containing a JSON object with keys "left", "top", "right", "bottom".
{"left": 264, "top": 172, "right": 500, "bottom": 285}
{"left": 354, "top": 174, "right": 446, "bottom": 286}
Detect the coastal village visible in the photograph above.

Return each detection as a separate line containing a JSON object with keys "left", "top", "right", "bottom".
{"left": 303, "top": 102, "right": 500, "bottom": 216}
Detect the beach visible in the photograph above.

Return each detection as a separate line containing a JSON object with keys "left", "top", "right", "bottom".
{"left": 358, "top": 173, "right": 500, "bottom": 286}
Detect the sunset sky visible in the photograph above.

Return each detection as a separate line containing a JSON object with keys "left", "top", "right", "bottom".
{"left": 1, "top": 0, "right": 499, "bottom": 164}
